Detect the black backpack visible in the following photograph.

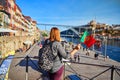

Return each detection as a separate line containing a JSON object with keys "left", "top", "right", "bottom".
{"left": 38, "top": 40, "right": 56, "bottom": 71}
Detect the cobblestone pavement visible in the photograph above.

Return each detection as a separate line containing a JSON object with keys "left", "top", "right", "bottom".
{"left": 8, "top": 43, "right": 120, "bottom": 80}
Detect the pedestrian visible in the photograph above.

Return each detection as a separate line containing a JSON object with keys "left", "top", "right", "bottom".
{"left": 39, "top": 37, "right": 47, "bottom": 48}
{"left": 42, "top": 27, "right": 81, "bottom": 80}
{"left": 78, "top": 55, "right": 80, "bottom": 62}
{"left": 86, "top": 49, "right": 90, "bottom": 56}
{"left": 94, "top": 53, "right": 99, "bottom": 59}
{"left": 83, "top": 47, "right": 85, "bottom": 51}
{"left": 74, "top": 55, "right": 77, "bottom": 62}
{"left": 41, "top": 37, "right": 47, "bottom": 45}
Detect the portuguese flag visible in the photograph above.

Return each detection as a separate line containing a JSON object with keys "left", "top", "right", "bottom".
{"left": 80, "top": 31, "right": 88, "bottom": 43}
{"left": 80, "top": 31, "right": 96, "bottom": 48}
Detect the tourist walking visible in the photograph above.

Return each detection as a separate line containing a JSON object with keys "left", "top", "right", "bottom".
{"left": 78, "top": 55, "right": 80, "bottom": 62}
{"left": 86, "top": 49, "right": 90, "bottom": 56}
{"left": 74, "top": 55, "right": 77, "bottom": 62}
{"left": 39, "top": 27, "right": 81, "bottom": 80}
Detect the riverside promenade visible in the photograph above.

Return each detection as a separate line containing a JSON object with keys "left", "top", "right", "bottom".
{"left": 8, "top": 43, "right": 120, "bottom": 80}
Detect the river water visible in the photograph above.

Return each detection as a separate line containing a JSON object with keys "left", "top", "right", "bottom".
{"left": 103, "top": 40, "right": 120, "bottom": 62}
{"left": 62, "top": 37, "right": 120, "bottom": 62}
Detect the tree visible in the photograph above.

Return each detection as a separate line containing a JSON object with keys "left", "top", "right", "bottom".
{"left": 42, "top": 32, "right": 48, "bottom": 37}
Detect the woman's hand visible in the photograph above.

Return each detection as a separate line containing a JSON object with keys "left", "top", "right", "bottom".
{"left": 70, "top": 44, "right": 81, "bottom": 58}
{"left": 74, "top": 44, "right": 81, "bottom": 50}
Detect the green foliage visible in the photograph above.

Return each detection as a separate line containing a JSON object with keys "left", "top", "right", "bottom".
{"left": 42, "top": 32, "right": 48, "bottom": 37}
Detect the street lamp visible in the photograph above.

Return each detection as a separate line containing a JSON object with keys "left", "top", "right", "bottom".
{"left": 92, "top": 26, "right": 96, "bottom": 51}
{"left": 102, "top": 33, "right": 107, "bottom": 60}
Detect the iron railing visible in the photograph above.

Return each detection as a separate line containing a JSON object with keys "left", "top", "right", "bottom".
{"left": 0, "top": 56, "right": 120, "bottom": 80}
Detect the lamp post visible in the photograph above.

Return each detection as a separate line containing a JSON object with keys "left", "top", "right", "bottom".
{"left": 92, "top": 27, "right": 96, "bottom": 51}
{"left": 105, "top": 36, "right": 107, "bottom": 60}
{"left": 102, "top": 33, "right": 107, "bottom": 60}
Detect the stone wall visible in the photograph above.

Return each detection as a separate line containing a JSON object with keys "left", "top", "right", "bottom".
{"left": 0, "top": 36, "right": 38, "bottom": 58}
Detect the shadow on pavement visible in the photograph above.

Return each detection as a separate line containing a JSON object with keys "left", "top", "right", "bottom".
{"left": 19, "top": 59, "right": 39, "bottom": 71}
{"left": 18, "top": 59, "right": 49, "bottom": 80}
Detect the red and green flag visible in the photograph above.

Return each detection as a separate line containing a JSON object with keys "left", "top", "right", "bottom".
{"left": 84, "top": 35, "right": 96, "bottom": 48}
{"left": 80, "top": 31, "right": 96, "bottom": 48}
{"left": 80, "top": 31, "right": 88, "bottom": 43}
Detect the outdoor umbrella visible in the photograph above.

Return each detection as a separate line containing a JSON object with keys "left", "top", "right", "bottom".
{"left": 0, "top": 28, "right": 17, "bottom": 33}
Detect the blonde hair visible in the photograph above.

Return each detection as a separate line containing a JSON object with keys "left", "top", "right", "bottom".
{"left": 49, "top": 27, "right": 61, "bottom": 42}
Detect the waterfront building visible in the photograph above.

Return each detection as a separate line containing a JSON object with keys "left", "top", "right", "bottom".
{"left": 0, "top": 5, "right": 10, "bottom": 29}
{"left": 61, "top": 20, "right": 120, "bottom": 39}
{"left": 0, "top": 0, "right": 40, "bottom": 58}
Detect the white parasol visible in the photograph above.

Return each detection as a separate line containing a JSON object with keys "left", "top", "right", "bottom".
{"left": 0, "top": 28, "right": 17, "bottom": 33}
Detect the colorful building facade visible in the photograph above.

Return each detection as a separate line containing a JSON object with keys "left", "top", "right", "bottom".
{"left": 0, "top": 0, "right": 40, "bottom": 58}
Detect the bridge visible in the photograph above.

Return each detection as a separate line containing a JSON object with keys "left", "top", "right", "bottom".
{"left": 37, "top": 23, "right": 92, "bottom": 37}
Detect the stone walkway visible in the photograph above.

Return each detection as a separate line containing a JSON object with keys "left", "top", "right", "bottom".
{"left": 8, "top": 43, "right": 120, "bottom": 80}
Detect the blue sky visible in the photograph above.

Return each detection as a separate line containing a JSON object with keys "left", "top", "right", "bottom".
{"left": 16, "top": 0, "right": 120, "bottom": 31}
